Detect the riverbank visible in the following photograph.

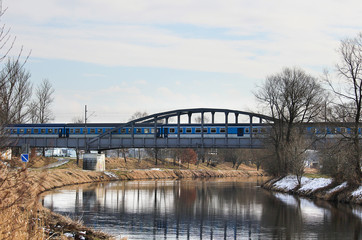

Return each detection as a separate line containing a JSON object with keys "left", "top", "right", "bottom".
{"left": 24, "top": 157, "right": 264, "bottom": 239}
{"left": 262, "top": 175, "right": 362, "bottom": 204}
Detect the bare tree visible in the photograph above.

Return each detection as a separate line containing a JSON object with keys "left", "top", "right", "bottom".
{"left": 255, "top": 67, "right": 325, "bottom": 176}
{"left": 325, "top": 32, "right": 362, "bottom": 183}
{"left": 0, "top": 0, "right": 31, "bottom": 127}
{"left": 0, "top": 59, "right": 32, "bottom": 125}
{"left": 129, "top": 111, "right": 148, "bottom": 121}
{"left": 30, "top": 79, "right": 54, "bottom": 123}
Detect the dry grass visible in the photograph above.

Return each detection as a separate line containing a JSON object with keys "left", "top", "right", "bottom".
{"left": 38, "top": 207, "right": 113, "bottom": 239}
{"left": 105, "top": 157, "right": 262, "bottom": 173}
{"left": 0, "top": 162, "right": 46, "bottom": 240}
{"left": 0, "top": 158, "right": 115, "bottom": 239}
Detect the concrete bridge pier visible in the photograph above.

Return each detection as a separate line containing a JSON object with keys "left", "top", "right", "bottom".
{"left": 83, "top": 153, "right": 105, "bottom": 171}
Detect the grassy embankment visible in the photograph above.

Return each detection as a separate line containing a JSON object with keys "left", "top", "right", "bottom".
{"left": 0, "top": 156, "right": 263, "bottom": 239}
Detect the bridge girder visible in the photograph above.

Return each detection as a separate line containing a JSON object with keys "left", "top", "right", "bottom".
{"left": 85, "top": 108, "right": 274, "bottom": 150}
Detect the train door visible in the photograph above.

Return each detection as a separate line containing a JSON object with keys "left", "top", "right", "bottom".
{"left": 237, "top": 128, "right": 244, "bottom": 137}
{"left": 58, "top": 128, "right": 70, "bottom": 138}
{"left": 163, "top": 128, "right": 168, "bottom": 138}
{"left": 65, "top": 128, "right": 69, "bottom": 138}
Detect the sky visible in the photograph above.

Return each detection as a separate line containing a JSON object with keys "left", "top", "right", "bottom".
{"left": 2, "top": 0, "right": 362, "bottom": 123}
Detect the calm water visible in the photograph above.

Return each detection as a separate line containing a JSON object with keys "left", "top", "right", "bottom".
{"left": 41, "top": 178, "right": 362, "bottom": 240}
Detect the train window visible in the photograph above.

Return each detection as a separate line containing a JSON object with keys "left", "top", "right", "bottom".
{"left": 48, "top": 129, "right": 53, "bottom": 134}
{"left": 319, "top": 128, "right": 326, "bottom": 134}
{"left": 136, "top": 128, "right": 141, "bottom": 133}
{"left": 97, "top": 129, "right": 103, "bottom": 133}
{"left": 340, "top": 127, "right": 346, "bottom": 133}
{"left": 203, "top": 128, "right": 208, "bottom": 133}
{"left": 69, "top": 129, "right": 74, "bottom": 134}
{"left": 310, "top": 128, "right": 316, "bottom": 133}
{"left": 83, "top": 128, "right": 87, "bottom": 134}
{"left": 26, "top": 129, "right": 31, "bottom": 134}
{"left": 19, "top": 129, "right": 24, "bottom": 133}
{"left": 245, "top": 128, "right": 250, "bottom": 133}
{"left": 186, "top": 128, "right": 192, "bottom": 133}
{"left": 211, "top": 128, "right": 216, "bottom": 133}
{"left": 252, "top": 128, "right": 258, "bottom": 133}
{"left": 144, "top": 128, "right": 150, "bottom": 134}
{"left": 179, "top": 128, "right": 184, "bottom": 133}
{"left": 41, "top": 129, "right": 46, "bottom": 134}
{"left": 75, "top": 129, "right": 80, "bottom": 134}
{"left": 260, "top": 128, "right": 267, "bottom": 133}
{"left": 220, "top": 128, "right": 225, "bottom": 133}
{"left": 54, "top": 129, "right": 58, "bottom": 133}
{"left": 195, "top": 128, "right": 201, "bottom": 133}
{"left": 169, "top": 128, "right": 175, "bottom": 133}
{"left": 90, "top": 129, "right": 95, "bottom": 134}
{"left": 121, "top": 128, "right": 126, "bottom": 133}
{"left": 329, "top": 128, "right": 337, "bottom": 134}
{"left": 151, "top": 128, "right": 155, "bottom": 134}
{"left": 34, "top": 129, "right": 39, "bottom": 134}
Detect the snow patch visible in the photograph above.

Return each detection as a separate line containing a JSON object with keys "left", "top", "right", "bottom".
{"left": 298, "top": 178, "right": 333, "bottom": 193}
{"left": 272, "top": 175, "right": 333, "bottom": 193}
{"left": 327, "top": 182, "right": 348, "bottom": 194}
{"left": 150, "top": 168, "right": 161, "bottom": 171}
{"left": 64, "top": 232, "right": 74, "bottom": 237}
{"left": 351, "top": 186, "right": 362, "bottom": 199}
{"left": 104, "top": 171, "right": 118, "bottom": 178}
{"left": 273, "top": 175, "right": 310, "bottom": 191}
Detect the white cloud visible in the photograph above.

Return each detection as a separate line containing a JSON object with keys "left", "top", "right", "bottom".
{"left": 5, "top": 0, "right": 361, "bottom": 79}
{"left": 3, "top": 0, "right": 362, "bottom": 121}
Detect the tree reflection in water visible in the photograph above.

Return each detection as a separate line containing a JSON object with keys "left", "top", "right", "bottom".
{"left": 42, "top": 179, "right": 362, "bottom": 239}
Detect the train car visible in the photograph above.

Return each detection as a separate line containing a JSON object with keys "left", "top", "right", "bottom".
{"left": 6, "top": 123, "right": 271, "bottom": 139}
{"left": 6, "top": 124, "right": 67, "bottom": 138}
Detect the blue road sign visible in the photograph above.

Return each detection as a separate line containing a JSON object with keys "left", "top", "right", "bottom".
{"left": 21, "top": 154, "right": 29, "bottom": 163}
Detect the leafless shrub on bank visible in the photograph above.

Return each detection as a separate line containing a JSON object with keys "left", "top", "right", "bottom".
{"left": 325, "top": 32, "right": 362, "bottom": 183}
{"left": 255, "top": 67, "right": 326, "bottom": 176}
{"left": 319, "top": 141, "right": 358, "bottom": 183}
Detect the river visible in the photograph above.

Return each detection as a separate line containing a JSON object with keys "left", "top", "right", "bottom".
{"left": 41, "top": 178, "right": 362, "bottom": 239}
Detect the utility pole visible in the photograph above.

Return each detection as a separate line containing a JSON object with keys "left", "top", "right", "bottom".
{"left": 84, "top": 105, "right": 95, "bottom": 153}
{"left": 85, "top": 105, "right": 88, "bottom": 152}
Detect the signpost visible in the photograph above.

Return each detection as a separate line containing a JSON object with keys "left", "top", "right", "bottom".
{"left": 21, "top": 144, "right": 30, "bottom": 165}
{"left": 21, "top": 154, "right": 29, "bottom": 163}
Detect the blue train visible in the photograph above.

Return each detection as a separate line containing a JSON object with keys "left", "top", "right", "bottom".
{"left": 5, "top": 123, "right": 270, "bottom": 139}
{"left": 5, "top": 123, "right": 355, "bottom": 139}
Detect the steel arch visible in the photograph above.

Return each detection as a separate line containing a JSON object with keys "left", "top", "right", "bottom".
{"left": 87, "top": 108, "right": 274, "bottom": 149}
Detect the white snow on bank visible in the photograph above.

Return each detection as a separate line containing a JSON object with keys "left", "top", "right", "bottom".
{"left": 327, "top": 182, "right": 348, "bottom": 194}
{"left": 352, "top": 186, "right": 362, "bottom": 198}
{"left": 273, "top": 175, "right": 309, "bottom": 191}
{"left": 272, "top": 175, "right": 332, "bottom": 193}
{"left": 104, "top": 171, "right": 118, "bottom": 178}
{"left": 298, "top": 178, "right": 333, "bottom": 193}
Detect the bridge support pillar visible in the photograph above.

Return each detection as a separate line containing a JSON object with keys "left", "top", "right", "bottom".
{"left": 83, "top": 153, "right": 105, "bottom": 171}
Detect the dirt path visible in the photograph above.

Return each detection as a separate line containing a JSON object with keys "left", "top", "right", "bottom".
{"left": 41, "top": 158, "right": 69, "bottom": 169}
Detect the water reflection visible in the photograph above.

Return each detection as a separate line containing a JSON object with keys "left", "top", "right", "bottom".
{"left": 42, "top": 179, "right": 361, "bottom": 239}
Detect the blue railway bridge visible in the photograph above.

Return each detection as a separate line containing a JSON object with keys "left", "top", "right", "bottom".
{"left": 6, "top": 108, "right": 274, "bottom": 151}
